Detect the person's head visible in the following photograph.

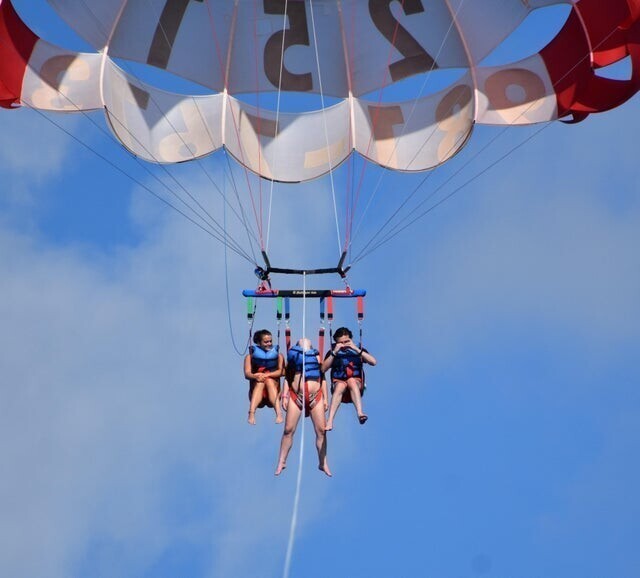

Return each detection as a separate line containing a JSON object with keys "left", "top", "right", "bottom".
{"left": 296, "top": 337, "right": 313, "bottom": 351}
{"left": 333, "top": 327, "right": 352, "bottom": 344}
{"left": 253, "top": 329, "right": 273, "bottom": 349}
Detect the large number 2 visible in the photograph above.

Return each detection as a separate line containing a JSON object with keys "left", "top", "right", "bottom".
{"left": 369, "top": 0, "right": 437, "bottom": 82}
{"left": 263, "top": 0, "right": 313, "bottom": 91}
{"left": 148, "top": 0, "right": 204, "bottom": 69}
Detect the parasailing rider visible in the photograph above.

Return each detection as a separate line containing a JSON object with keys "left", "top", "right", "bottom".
{"left": 322, "top": 327, "right": 377, "bottom": 430}
{"left": 244, "top": 329, "right": 284, "bottom": 425}
{"left": 275, "top": 338, "right": 331, "bottom": 477}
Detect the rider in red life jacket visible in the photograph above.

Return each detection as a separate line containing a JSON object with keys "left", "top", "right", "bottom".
{"left": 244, "top": 329, "right": 284, "bottom": 425}
{"left": 321, "top": 327, "right": 377, "bottom": 430}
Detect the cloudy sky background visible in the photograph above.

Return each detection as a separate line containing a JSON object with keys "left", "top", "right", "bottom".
{"left": 1, "top": 2, "right": 640, "bottom": 577}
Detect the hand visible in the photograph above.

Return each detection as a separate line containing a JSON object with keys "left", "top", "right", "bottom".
{"left": 255, "top": 374, "right": 265, "bottom": 383}
{"left": 333, "top": 342, "right": 347, "bottom": 354}
{"left": 334, "top": 340, "right": 356, "bottom": 354}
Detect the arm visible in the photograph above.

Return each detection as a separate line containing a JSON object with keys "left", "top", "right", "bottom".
{"left": 321, "top": 349, "right": 335, "bottom": 373}
{"left": 359, "top": 348, "right": 377, "bottom": 366}
{"left": 243, "top": 354, "right": 254, "bottom": 380}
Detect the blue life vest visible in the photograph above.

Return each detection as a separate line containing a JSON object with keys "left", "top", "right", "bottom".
{"left": 330, "top": 347, "right": 363, "bottom": 380}
{"left": 250, "top": 344, "right": 280, "bottom": 373}
{"left": 287, "top": 345, "right": 321, "bottom": 380}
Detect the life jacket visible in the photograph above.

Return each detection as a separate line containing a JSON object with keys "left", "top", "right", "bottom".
{"left": 248, "top": 345, "right": 280, "bottom": 409}
{"left": 330, "top": 347, "right": 363, "bottom": 381}
{"left": 287, "top": 345, "right": 321, "bottom": 380}
{"left": 250, "top": 344, "right": 280, "bottom": 373}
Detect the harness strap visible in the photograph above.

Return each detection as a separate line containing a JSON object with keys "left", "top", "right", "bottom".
{"left": 285, "top": 297, "right": 291, "bottom": 351}
{"left": 318, "top": 327, "right": 325, "bottom": 363}
{"left": 288, "top": 383, "right": 323, "bottom": 417}
{"left": 246, "top": 296, "right": 255, "bottom": 344}
{"left": 304, "top": 380, "right": 310, "bottom": 417}
{"left": 319, "top": 297, "right": 326, "bottom": 358}
{"left": 276, "top": 296, "right": 283, "bottom": 351}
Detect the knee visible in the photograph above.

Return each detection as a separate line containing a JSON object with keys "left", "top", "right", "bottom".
{"left": 333, "top": 382, "right": 346, "bottom": 394}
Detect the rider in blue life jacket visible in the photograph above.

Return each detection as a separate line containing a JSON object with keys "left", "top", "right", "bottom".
{"left": 321, "top": 326, "right": 377, "bottom": 430}
{"left": 244, "top": 329, "right": 284, "bottom": 425}
{"left": 275, "top": 338, "right": 331, "bottom": 477}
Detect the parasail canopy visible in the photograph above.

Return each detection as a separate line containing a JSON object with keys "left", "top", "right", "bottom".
{"left": 1, "top": 0, "right": 639, "bottom": 183}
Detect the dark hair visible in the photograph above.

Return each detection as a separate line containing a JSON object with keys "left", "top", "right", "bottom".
{"left": 253, "top": 329, "right": 272, "bottom": 344}
{"left": 333, "top": 327, "right": 352, "bottom": 340}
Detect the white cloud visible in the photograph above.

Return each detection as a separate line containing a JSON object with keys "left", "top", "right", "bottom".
{"left": 0, "top": 111, "right": 77, "bottom": 202}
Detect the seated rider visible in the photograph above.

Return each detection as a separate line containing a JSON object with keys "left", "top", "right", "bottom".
{"left": 275, "top": 338, "right": 331, "bottom": 477}
{"left": 244, "top": 329, "right": 284, "bottom": 425}
{"left": 321, "top": 327, "right": 377, "bottom": 430}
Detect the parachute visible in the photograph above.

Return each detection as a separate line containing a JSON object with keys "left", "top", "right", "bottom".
{"left": 2, "top": 0, "right": 639, "bottom": 184}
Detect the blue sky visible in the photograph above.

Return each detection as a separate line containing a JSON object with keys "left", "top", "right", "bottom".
{"left": 1, "top": 2, "right": 639, "bottom": 577}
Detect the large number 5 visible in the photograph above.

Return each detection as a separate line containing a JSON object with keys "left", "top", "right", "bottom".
{"left": 369, "top": 0, "right": 437, "bottom": 82}
{"left": 148, "top": 0, "right": 204, "bottom": 69}
{"left": 264, "top": 0, "right": 313, "bottom": 91}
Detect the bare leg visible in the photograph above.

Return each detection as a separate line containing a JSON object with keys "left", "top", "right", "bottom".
{"left": 265, "top": 379, "right": 283, "bottom": 423}
{"left": 310, "top": 398, "right": 331, "bottom": 477}
{"left": 325, "top": 381, "right": 346, "bottom": 431}
{"left": 275, "top": 398, "right": 301, "bottom": 475}
{"left": 347, "top": 378, "right": 367, "bottom": 423}
{"left": 248, "top": 381, "right": 265, "bottom": 425}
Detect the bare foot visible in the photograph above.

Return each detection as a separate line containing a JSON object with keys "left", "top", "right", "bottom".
{"left": 275, "top": 462, "right": 287, "bottom": 476}
{"left": 324, "top": 422, "right": 333, "bottom": 431}
{"left": 358, "top": 414, "right": 368, "bottom": 425}
{"left": 248, "top": 411, "right": 256, "bottom": 425}
{"left": 275, "top": 414, "right": 283, "bottom": 424}
{"left": 319, "top": 463, "right": 332, "bottom": 477}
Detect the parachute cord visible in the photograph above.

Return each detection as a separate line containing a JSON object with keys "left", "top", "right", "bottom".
{"left": 212, "top": 0, "right": 265, "bottom": 253}
{"left": 266, "top": 177, "right": 275, "bottom": 253}
{"left": 223, "top": 173, "right": 252, "bottom": 356}
{"left": 80, "top": 0, "right": 261, "bottom": 259}
{"left": 96, "top": 104, "right": 256, "bottom": 261}
{"left": 283, "top": 272, "right": 307, "bottom": 578}
{"left": 266, "top": 0, "right": 290, "bottom": 251}
{"left": 346, "top": 0, "right": 466, "bottom": 252}
{"left": 35, "top": 0, "right": 260, "bottom": 263}
{"left": 11, "top": 98, "right": 257, "bottom": 264}
{"left": 251, "top": 0, "right": 265, "bottom": 248}
{"left": 346, "top": 0, "right": 411, "bottom": 249}
{"left": 308, "top": 0, "right": 343, "bottom": 257}
{"left": 107, "top": 107, "right": 255, "bottom": 259}
{"left": 353, "top": 122, "right": 555, "bottom": 264}
{"left": 192, "top": 103, "right": 262, "bottom": 259}
{"left": 221, "top": 149, "right": 260, "bottom": 266}
{"left": 141, "top": 0, "right": 264, "bottom": 252}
